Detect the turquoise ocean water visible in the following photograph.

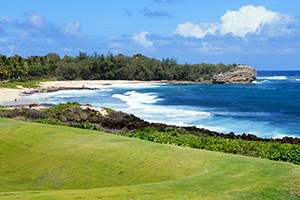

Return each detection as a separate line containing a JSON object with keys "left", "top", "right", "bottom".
{"left": 29, "top": 71, "right": 300, "bottom": 138}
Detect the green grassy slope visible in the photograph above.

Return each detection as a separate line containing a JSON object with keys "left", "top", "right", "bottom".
{"left": 0, "top": 118, "right": 299, "bottom": 199}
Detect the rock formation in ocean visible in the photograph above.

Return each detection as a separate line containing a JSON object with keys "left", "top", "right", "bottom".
{"left": 212, "top": 65, "right": 257, "bottom": 84}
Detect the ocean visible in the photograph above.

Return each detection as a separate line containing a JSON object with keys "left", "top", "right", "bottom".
{"left": 28, "top": 71, "right": 300, "bottom": 139}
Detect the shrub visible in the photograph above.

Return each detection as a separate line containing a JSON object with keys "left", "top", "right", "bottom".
{"left": 22, "top": 108, "right": 47, "bottom": 120}
{"left": 118, "top": 127, "right": 300, "bottom": 165}
{"left": 45, "top": 102, "right": 81, "bottom": 114}
{"left": 36, "top": 119, "right": 63, "bottom": 125}
{"left": 102, "top": 107, "right": 116, "bottom": 114}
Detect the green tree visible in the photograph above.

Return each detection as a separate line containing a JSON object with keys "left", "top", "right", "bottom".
{"left": 12, "top": 55, "right": 28, "bottom": 79}
{"left": 0, "top": 55, "right": 10, "bottom": 79}
{"left": 56, "top": 63, "right": 80, "bottom": 80}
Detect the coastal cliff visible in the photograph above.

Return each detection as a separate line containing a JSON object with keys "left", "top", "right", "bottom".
{"left": 212, "top": 65, "right": 257, "bottom": 84}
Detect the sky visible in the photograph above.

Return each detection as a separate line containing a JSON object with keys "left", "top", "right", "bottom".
{"left": 1, "top": 0, "right": 300, "bottom": 70}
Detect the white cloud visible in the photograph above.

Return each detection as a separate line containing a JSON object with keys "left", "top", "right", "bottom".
{"left": 131, "top": 31, "right": 154, "bottom": 49}
{"left": 173, "top": 5, "right": 299, "bottom": 38}
{"left": 109, "top": 42, "right": 125, "bottom": 49}
{"left": 173, "top": 22, "right": 218, "bottom": 38}
{"left": 198, "top": 42, "right": 223, "bottom": 55}
{"left": 108, "top": 36, "right": 124, "bottom": 49}
{"left": 156, "top": 39, "right": 171, "bottom": 46}
{"left": 0, "top": 16, "right": 13, "bottom": 23}
{"left": 220, "top": 5, "right": 279, "bottom": 37}
{"left": 26, "top": 12, "right": 47, "bottom": 28}
{"left": 61, "top": 20, "right": 82, "bottom": 38}
{"left": 274, "top": 48, "right": 295, "bottom": 54}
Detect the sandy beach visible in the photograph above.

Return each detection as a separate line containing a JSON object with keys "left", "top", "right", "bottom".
{"left": 0, "top": 80, "right": 146, "bottom": 105}
{"left": 0, "top": 88, "right": 34, "bottom": 106}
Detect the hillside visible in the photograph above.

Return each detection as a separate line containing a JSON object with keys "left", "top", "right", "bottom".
{"left": 0, "top": 118, "right": 299, "bottom": 199}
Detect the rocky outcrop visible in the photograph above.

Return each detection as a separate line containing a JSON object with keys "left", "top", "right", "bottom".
{"left": 212, "top": 65, "right": 257, "bottom": 84}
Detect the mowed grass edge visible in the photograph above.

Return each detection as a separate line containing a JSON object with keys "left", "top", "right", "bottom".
{"left": 0, "top": 118, "right": 299, "bottom": 199}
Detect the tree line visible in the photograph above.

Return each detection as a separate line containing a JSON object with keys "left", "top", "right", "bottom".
{"left": 0, "top": 55, "right": 28, "bottom": 80}
{"left": 0, "top": 52, "right": 236, "bottom": 81}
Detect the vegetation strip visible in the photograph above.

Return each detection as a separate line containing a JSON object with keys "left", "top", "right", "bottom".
{"left": 1, "top": 102, "right": 299, "bottom": 165}
{"left": 1, "top": 52, "right": 235, "bottom": 82}
{"left": 122, "top": 127, "right": 300, "bottom": 165}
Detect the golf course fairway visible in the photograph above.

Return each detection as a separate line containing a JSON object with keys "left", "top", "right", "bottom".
{"left": 0, "top": 118, "right": 299, "bottom": 199}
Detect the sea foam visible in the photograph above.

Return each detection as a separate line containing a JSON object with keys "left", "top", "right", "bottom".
{"left": 252, "top": 80, "right": 270, "bottom": 84}
{"left": 112, "top": 91, "right": 163, "bottom": 105}
{"left": 258, "top": 76, "right": 287, "bottom": 80}
{"left": 91, "top": 83, "right": 163, "bottom": 89}
{"left": 112, "top": 91, "right": 212, "bottom": 125}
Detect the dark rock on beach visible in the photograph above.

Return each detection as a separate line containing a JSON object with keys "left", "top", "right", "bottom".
{"left": 23, "top": 86, "right": 100, "bottom": 95}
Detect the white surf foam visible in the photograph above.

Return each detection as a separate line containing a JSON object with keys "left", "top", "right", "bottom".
{"left": 258, "top": 76, "right": 287, "bottom": 80}
{"left": 146, "top": 119, "right": 191, "bottom": 127}
{"left": 212, "top": 111, "right": 270, "bottom": 118}
{"left": 196, "top": 124, "right": 230, "bottom": 133}
{"left": 272, "top": 133, "right": 299, "bottom": 139}
{"left": 90, "top": 83, "right": 163, "bottom": 89}
{"left": 35, "top": 90, "right": 99, "bottom": 98}
{"left": 112, "top": 91, "right": 212, "bottom": 126}
{"left": 113, "top": 91, "right": 163, "bottom": 106}
{"left": 252, "top": 80, "right": 270, "bottom": 84}
{"left": 296, "top": 79, "right": 300, "bottom": 81}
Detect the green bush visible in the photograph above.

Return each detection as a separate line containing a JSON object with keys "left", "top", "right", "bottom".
{"left": 118, "top": 127, "right": 300, "bottom": 165}
{"left": 45, "top": 102, "right": 81, "bottom": 114}
{"left": 102, "top": 107, "right": 116, "bottom": 114}
{"left": 36, "top": 119, "right": 101, "bottom": 131}
{"left": 67, "top": 122, "right": 100, "bottom": 130}
{"left": 0, "top": 80, "right": 40, "bottom": 89}
{"left": 36, "top": 119, "right": 63, "bottom": 125}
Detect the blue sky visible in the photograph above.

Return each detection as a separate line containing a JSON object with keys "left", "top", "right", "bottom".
{"left": 1, "top": 0, "right": 300, "bottom": 70}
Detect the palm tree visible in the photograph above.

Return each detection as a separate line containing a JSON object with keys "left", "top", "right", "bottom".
{"left": 0, "top": 55, "right": 29, "bottom": 80}
{"left": 17, "top": 57, "right": 28, "bottom": 79}
{"left": 12, "top": 55, "right": 28, "bottom": 79}
{"left": 6, "top": 57, "right": 15, "bottom": 79}
{"left": 0, "top": 55, "right": 10, "bottom": 80}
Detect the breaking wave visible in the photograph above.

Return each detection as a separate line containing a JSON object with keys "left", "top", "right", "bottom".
{"left": 112, "top": 91, "right": 212, "bottom": 126}
{"left": 258, "top": 76, "right": 287, "bottom": 80}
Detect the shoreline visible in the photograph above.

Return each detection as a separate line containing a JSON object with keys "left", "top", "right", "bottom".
{"left": 0, "top": 80, "right": 163, "bottom": 105}
{"left": 0, "top": 80, "right": 211, "bottom": 105}
{"left": 1, "top": 80, "right": 298, "bottom": 141}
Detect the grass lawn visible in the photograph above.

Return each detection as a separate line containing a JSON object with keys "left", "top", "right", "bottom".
{"left": 0, "top": 80, "right": 41, "bottom": 89}
{"left": 0, "top": 118, "right": 299, "bottom": 199}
